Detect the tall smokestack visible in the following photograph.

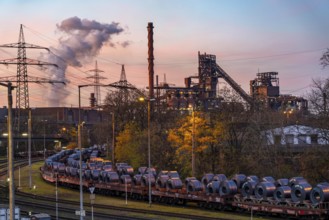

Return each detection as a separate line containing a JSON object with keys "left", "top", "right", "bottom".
{"left": 147, "top": 22, "right": 154, "bottom": 100}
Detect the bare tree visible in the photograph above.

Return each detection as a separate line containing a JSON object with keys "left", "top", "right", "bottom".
{"left": 308, "top": 78, "right": 329, "bottom": 115}
{"left": 320, "top": 48, "right": 329, "bottom": 68}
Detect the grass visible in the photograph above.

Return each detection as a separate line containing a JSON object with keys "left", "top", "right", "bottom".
{"left": 13, "top": 162, "right": 272, "bottom": 220}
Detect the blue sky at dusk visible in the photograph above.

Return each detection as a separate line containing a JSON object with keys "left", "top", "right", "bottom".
{"left": 0, "top": 0, "right": 328, "bottom": 107}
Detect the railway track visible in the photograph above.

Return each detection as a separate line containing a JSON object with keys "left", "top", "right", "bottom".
{"left": 0, "top": 159, "right": 237, "bottom": 220}
{"left": 12, "top": 191, "right": 230, "bottom": 220}
{"left": 0, "top": 158, "right": 43, "bottom": 176}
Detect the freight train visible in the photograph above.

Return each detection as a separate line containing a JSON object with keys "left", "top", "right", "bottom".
{"left": 40, "top": 146, "right": 329, "bottom": 219}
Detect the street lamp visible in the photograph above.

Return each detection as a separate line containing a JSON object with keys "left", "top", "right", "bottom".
{"left": 55, "top": 172, "right": 58, "bottom": 220}
{"left": 42, "top": 120, "right": 48, "bottom": 159}
{"left": 138, "top": 96, "right": 153, "bottom": 207}
{"left": 0, "top": 82, "right": 15, "bottom": 220}
{"left": 191, "top": 108, "right": 195, "bottom": 177}
{"left": 77, "top": 83, "right": 134, "bottom": 215}
{"left": 188, "top": 104, "right": 196, "bottom": 177}
{"left": 78, "top": 85, "right": 85, "bottom": 220}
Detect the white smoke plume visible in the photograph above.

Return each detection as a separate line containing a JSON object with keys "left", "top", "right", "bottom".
{"left": 43, "top": 16, "right": 126, "bottom": 106}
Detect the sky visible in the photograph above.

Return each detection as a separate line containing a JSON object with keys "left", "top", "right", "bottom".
{"left": 0, "top": 0, "right": 328, "bottom": 108}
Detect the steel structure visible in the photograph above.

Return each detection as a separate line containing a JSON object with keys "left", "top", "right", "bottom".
{"left": 87, "top": 61, "right": 106, "bottom": 107}
{"left": 0, "top": 24, "right": 58, "bottom": 131}
{"left": 158, "top": 52, "right": 253, "bottom": 110}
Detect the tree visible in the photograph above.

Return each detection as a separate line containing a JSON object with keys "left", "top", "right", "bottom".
{"left": 168, "top": 111, "right": 217, "bottom": 178}
{"left": 320, "top": 48, "right": 329, "bottom": 68}
{"left": 115, "top": 122, "right": 145, "bottom": 168}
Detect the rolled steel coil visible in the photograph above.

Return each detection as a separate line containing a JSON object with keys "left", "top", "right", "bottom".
{"left": 291, "top": 182, "right": 312, "bottom": 203}
{"left": 213, "top": 174, "right": 227, "bottom": 183}
{"left": 274, "top": 186, "right": 291, "bottom": 202}
{"left": 65, "top": 166, "right": 71, "bottom": 176}
{"left": 157, "top": 170, "right": 168, "bottom": 178}
{"left": 83, "top": 170, "right": 91, "bottom": 180}
{"left": 310, "top": 183, "right": 329, "bottom": 205}
{"left": 141, "top": 174, "right": 156, "bottom": 186}
{"left": 262, "top": 176, "right": 275, "bottom": 183}
{"left": 184, "top": 177, "right": 197, "bottom": 187}
{"left": 206, "top": 180, "right": 220, "bottom": 194}
{"left": 106, "top": 171, "right": 119, "bottom": 183}
{"left": 145, "top": 167, "right": 157, "bottom": 178}
{"left": 246, "top": 175, "right": 259, "bottom": 183}
{"left": 57, "top": 163, "right": 65, "bottom": 175}
{"left": 133, "top": 174, "right": 142, "bottom": 186}
{"left": 275, "top": 178, "right": 289, "bottom": 187}
{"left": 289, "top": 177, "right": 307, "bottom": 187}
{"left": 220, "top": 180, "right": 237, "bottom": 196}
{"left": 187, "top": 179, "right": 203, "bottom": 192}
{"left": 168, "top": 171, "right": 180, "bottom": 179}
{"left": 255, "top": 182, "right": 276, "bottom": 200}
{"left": 100, "top": 171, "right": 107, "bottom": 181}
{"left": 122, "top": 166, "right": 134, "bottom": 176}
{"left": 102, "top": 165, "right": 113, "bottom": 172}
{"left": 70, "top": 167, "right": 78, "bottom": 177}
{"left": 91, "top": 169, "right": 100, "bottom": 181}
{"left": 201, "top": 173, "right": 214, "bottom": 187}
{"left": 167, "top": 178, "right": 183, "bottom": 190}
{"left": 138, "top": 167, "right": 147, "bottom": 174}
{"left": 120, "top": 174, "right": 132, "bottom": 184}
{"left": 232, "top": 174, "right": 246, "bottom": 189}
{"left": 241, "top": 181, "right": 257, "bottom": 197}
{"left": 156, "top": 175, "right": 169, "bottom": 188}
{"left": 72, "top": 160, "right": 79, "bottom": 168}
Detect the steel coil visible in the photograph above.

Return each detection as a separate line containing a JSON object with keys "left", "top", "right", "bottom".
{"left": 145, "top": 167, "right": 157, "bottom": 178}
{"left": 184, "top": 177, "right": 197, "bottom": 187}
{"left": 220, "top": 180, "right": 237, "bottom": 196}
{"left": 83, "top": 170, "right": 91, "bottom": 180}
{"left": 168, "top": 171, "right": 180, "bottom": 179}
{"left": 106, "top": 171, "right": 119, "bottom": 183}
{"left": 156, "top": 175, "right": 169, "bottom": 188}
{"left": 310, "top": 183, "right": 329, "bottom": 205}
{"left": 262, "top": 176, "right": 275, "bottom": 183}
{"left": 255, "top": 182, "right": 276, "bottom": 200}
{"left": 232, "top": 174, "right": 246, "bottom": 189}
{"left": 65, "top": 166, "right": 71, "bottom": 176}
{"left": 274, "top": 186, "right": 291, "bottom": 202}
{"left": 213, "top": 174, "right": 227, "bottom": 183}
{"left": 275, "top": 178, "right": 289, "bottom": 187}
{"left": 100, "top": 171, "right": 107, "bottom": 181}
{"left": 157, "top": 170, "right": 168, "bottom": 178}
{"left": 120, "top": 174, "right": 132, "bottom": 184}
{"left": 187, "top": 179, "right": 203, "bottom": 192}
{"left": 201, "top": 173, "right": 214, "bottom": 187}
{"left": 167, "top": 178, "right": 183, "bottom": 190}
{"left": 70, "top": 167, "right": 78, "bottom": 177}
{"left": 141, "top": 174, "right": 156, "bottom": 186}
{"left": 291, "top": 182, "right": 312, "bottom": 203}
{"left": 138, "top": 167, "right": 147, "bottom": 174}
{"left": 246, "top": 175, "right": 259, "bottom": 183}
{"left": 102, "top": 165, "right": 113, "bottom": 172}
{"left": 91, "top": 169, "right": 100, "bottom": 181}
{"left": 241, "top": 181, "right": 257, "bottom": 197}
{"left": 289, "top": 177, "right": 307, "bottom": 187}
{"left": 206, "top": 180, "right": 220, "bottom": 194}
{"left": 123, "top": 166, "right": 134, "bottom": 176}
{"left": 133, "top": 174, "right": 142, "bottom": 185}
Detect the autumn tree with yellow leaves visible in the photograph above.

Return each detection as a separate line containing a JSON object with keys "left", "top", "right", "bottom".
{"left": 168, "top": 111, "right": 218, "bottom": 178}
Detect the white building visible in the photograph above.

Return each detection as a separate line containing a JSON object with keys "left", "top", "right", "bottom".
{"left": 265, "top": 125, "right": 329, "bottom": 146}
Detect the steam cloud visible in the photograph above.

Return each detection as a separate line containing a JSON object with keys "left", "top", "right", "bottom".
{"left": 43, "top": 16, "right": 126, "bottom": 106}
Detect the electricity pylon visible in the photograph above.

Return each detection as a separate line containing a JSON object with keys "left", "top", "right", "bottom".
{"left": 0, "top": 24, "right": 62, "bottom": 132}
